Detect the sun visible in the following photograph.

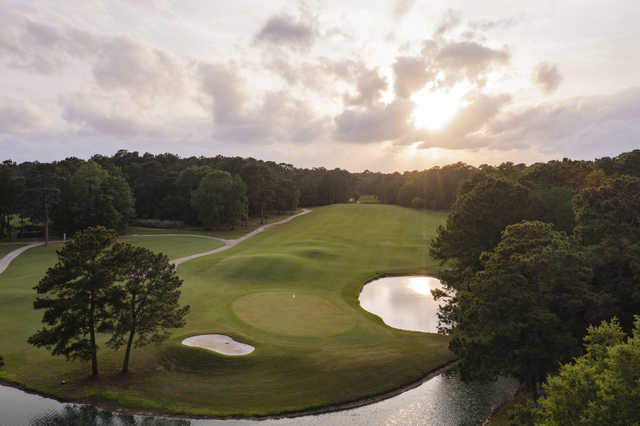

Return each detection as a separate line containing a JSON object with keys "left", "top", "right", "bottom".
{"left": 411, "top": 83, "right": 470, "bottom": 131}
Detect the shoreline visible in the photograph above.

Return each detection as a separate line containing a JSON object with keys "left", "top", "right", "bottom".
{"left": 0, "top": 360, "right": 458, "bottom": 421}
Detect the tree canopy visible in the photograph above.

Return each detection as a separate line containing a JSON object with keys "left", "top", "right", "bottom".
{"left": 448, "top": 221, "right": 595, "bottom": 396}
{"left": 514, "top": 317, "right": 640, "bottom": 425}
{"left": 28, "top": 226, "right": 119, "bottom": 376}
{"left": 106, "top": 243, "right": 190, "bottom": 373}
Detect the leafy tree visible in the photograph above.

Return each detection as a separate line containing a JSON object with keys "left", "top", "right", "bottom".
{"left": 447, "top": 221, "right": 594, "bottom": 397}
{"left": 573, "top": 175, "right": 640, "bottom": 330}
{"left": 191, "top": 169, "right": 247, "bottom": 229}
{"left": 515, "top": 317, "right": 640, "bottom": 425}
{"left": 0, "top": 160, "right": 25, "bottom": 239}
{"left": 106, "top": 243, "right": 190, "bottom": 373}
{"left": 22, "top": 162, "right": 60, "bottom": 246}
{"left": 0, "top": 355, "right": 4, "bottom": 368}
{"left": 175, "top": 165, "right": 213, "bottom": 223}
{"left": 430, "top": 174, "right": 531, "bottom": 328}
{"left": 28, "top": 227, "right": 119, "bottom": 376}
{"left": 65, "top": 161, "right": 134, "bottom": 233}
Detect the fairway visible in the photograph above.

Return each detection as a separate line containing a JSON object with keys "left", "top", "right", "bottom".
{"left": 0, "top": 204, "right": 454, "bottom": 417}
{"left": 123, "top": 235, "right": 225, "bottom": 260}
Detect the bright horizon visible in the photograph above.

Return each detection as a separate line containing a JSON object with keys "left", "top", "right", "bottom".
{"left": 2, "top": 1, "right": 639, "bottom": 172}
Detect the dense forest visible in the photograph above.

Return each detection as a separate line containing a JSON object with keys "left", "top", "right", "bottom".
{"left": 428, "top": 149, "right": 640, "bottom": 416}
{"left": 1, "top": 149, "right": 638, "bottom": 242}
{"left": 0, "top": 150, "right": 476, "bottom": 238}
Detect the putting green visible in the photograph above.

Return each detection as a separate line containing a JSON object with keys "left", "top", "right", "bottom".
{"left": 232, "top": 292, "right": 355, "bottom": 337}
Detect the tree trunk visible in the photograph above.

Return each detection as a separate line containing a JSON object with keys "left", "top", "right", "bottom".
{"left": 89, "top": 292, "right": 98, "bottom": 376}
{"left": 122, "top": 296, "right": 136, "bottom": 373}
{"left": 44, "top": 209, "right": 49, "bottom": 247}
{"left": 122, "top": 328, "right": 135, "bottom": 373}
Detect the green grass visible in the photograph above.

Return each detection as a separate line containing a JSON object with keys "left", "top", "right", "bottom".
{"left": 0, "top": 243, "right": 27, "bottom": 258}
{"left": 122, "top": 236, "right": 224, "bottom": 260}
{"left": 128, "top": 209, "right": 302, "bottom": 240}
{"left": 358, "top": 194, "right": 380, "bottom": 203}
{"left": 0, "top": 204, "right": 453, "bottom": 417}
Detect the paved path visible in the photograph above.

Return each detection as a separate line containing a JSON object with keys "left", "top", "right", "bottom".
{"left": 0, "top": 243, "right": 43, "bottom": 274}
{"left": 0, "top": 209, "right": 312, "bottom": 274}
{"left": 170, "top": 208, "right": 311, "bottom": 265}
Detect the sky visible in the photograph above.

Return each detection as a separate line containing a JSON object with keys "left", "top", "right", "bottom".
{"left": 1, "top": 0, "right": 639, "bottom": 172}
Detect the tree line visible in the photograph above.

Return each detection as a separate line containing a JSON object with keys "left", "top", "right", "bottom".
{"left": 1, "top": 150, "right": 485, "bottom": 241}
{"left": 0, "top": 151, "right": 359, "bottom": 239}
{"left": 428, "top": 149, "right": 640, "bottom": 421}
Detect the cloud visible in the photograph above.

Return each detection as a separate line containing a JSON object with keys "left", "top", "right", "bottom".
{"left": 345, "top": 67, "right": 388, "bottom": 107}
{"left": 434, "top": 9, "right": 462, "bottom": 38}
{"left": 0, "top": 98, "right": 48, "bottom": 134}
{"left": 0, "top": 12, "right": 187, "bottom": 102}
{"left": 59, "top": 92, "right": 147, "bottom": 136}
{"left": 469, "top": 17, "right": 517, "bottom": 32}
{"left": 198, "top": 63, "right": 330, "bottom": 144}
{"left": 0, "top": 12, "right": 96, "bottom": 73}
{"left": 334, "top": 99, "right": 414, "bottom": 143}
{"left": 434, "top": 41, "right": 510, "bottom": 86}
{"left": 485, "top": 88, "right": 640, "bottom": 156}
{"left": 415, "top": 93, "right": 512, "bottom": 148}
{"left": 393, "top": 56, "right": 434, "bottom": 98}
{"left": 92, "top": 36, "right": 187, "bottom": 102}
{"left": 393, "top": 0, "right": 417, "bottom": 19}
{"left": 533, "top": 62, "right": 563, "bottom": 94}
{"left": 255, "top": 13, "right": 315, "bottom": 51}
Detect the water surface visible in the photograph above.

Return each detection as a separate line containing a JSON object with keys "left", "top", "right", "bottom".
{"left": 359, "top": 275, "right": 444, "bottom": 333}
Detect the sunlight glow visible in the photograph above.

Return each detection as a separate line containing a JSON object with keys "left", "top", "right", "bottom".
{"left": 408, "top": 277, "right": 432, "bottom": 295}
{"left": 411, "top": 83, "right": 470, "bottom": 130}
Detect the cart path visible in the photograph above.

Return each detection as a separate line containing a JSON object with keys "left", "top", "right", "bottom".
{"left": 0, "top": 209, "right": 311, "bottom": 274}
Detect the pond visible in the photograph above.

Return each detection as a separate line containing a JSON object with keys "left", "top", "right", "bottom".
{"left": 0, "top": 276, "right": 518, "bottom": 426}
{"left": 359, "top": 275, "right": 445, "bottom": 333}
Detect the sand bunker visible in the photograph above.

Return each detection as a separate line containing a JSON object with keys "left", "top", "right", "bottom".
{"left": 181, "top": 334, "right": 254, "bottom": 356}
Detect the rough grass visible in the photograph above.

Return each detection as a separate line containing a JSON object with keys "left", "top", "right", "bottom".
{"left": 0, "top": 204, "right": 453, "bottom": 417}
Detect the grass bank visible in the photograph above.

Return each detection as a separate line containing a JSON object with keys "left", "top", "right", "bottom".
{"left": 0, "top": 204, "right": 453, "bottom": 417}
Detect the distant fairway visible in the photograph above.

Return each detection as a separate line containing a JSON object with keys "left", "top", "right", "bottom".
{"left": 0, "top": 204, "right": 454, "bottom": 417}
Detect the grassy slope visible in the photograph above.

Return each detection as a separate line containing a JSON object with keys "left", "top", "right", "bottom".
{"left": 127, "top": 209, "right": 302, "bottom": 240}
{"left": 122, "top": 236, "right": 224, "bottom": 260}
{"left": 0, "top": 204, "right": 454, "bottom": 417}
{"left": 0, "top": 244, "right": 27, "bottom": 258}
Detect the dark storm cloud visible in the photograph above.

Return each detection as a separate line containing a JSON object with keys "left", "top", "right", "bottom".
{"left": 533, "top": 62, "right": 563, "bottom": 94}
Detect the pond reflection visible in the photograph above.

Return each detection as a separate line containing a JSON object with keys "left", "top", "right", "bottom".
{"left": 1, "top": 368, "right": 518, "bottom": 426}
{"left": 359, "top": 276, "right": 444, "bottom": 333}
